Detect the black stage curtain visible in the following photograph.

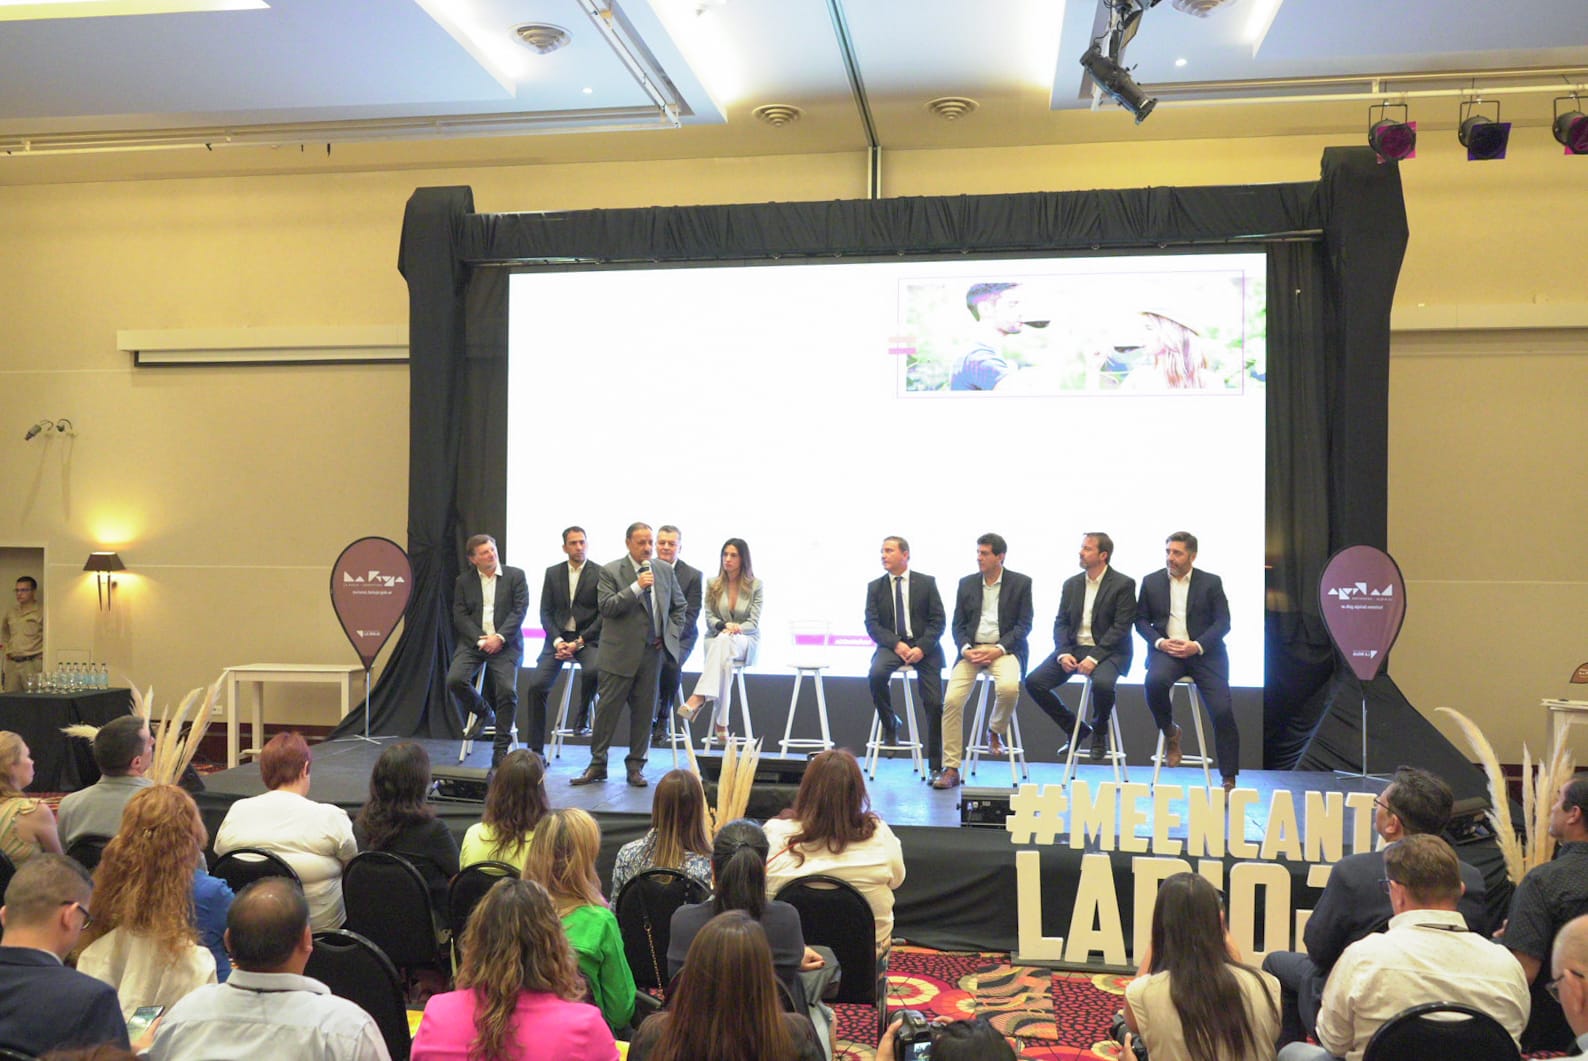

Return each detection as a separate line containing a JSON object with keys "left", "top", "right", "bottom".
{"left": 371, "top": 149, "right": 1419, "bottom": 764}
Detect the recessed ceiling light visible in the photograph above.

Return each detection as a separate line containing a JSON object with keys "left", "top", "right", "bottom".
{"left": 512, "top": 22, "right": 571, "bottom": 54}
{"left": 927, "top": 97, "right": 979, "bottom": 121}
{"left": 1174, "top": 57, "right": 1188, "bottom": 68}
{"left": 582, "top": 86, "right": 594, "bottom": 95}
{"left": 751, "top": 104, "right": 802, "bottom": 127}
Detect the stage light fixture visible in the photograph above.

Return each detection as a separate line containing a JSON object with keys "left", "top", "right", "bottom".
{"left": 1458, "top": 100, "right": 1510, "bottom": 161}
{"left": 1081, "top": 44, "right": 1157, "bottom": 124}
{"left": 1368, "top": 103, "right": 1416, "bottom": 162}
{"left": 1552, "top": 96, "right": 1588, "bottom": 155}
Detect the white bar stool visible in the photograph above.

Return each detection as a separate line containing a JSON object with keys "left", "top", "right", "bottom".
{"left": 1060, "top": 676, "right": 1128, "bottom": 786}
{"left": 546, "top": 661, "right": 585, "bottom": 761}
{"left": 864, "top": 666, "right": 925, "bottom": 780}
{"left": 780, "top": 620, "right": 834, "bottom": 754}
{"left": 1150, "top": 676, "right": 1215, "bottom": 791}
{"left": 965, "top": 670, "right": 1029, "bottom": 784}
{"left": 700, "top": 660, "right": 755, "bottom": 751}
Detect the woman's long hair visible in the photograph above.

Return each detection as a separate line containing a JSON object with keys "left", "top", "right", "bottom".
{"left": 778, "top": 749, "right": 878, "bottom": 867}
{"left": 711, "top": 818, "right": 770, "bottom": 919}
{"left": 706, "top": 537, "right": 755, "bottom": 601}
{"left": 82, "top": 784, "right": 205, "bottom": 961}
{"left": 481, "top": 750, "right": 549, "bottom": 863}
{"left": 0, "top": 731, "right": 27, "bottom": 798}
{"left": 520, "top": 808, "right": 606, "bottom": 915}
{"left": 355, "top": 741, "right": 435, "bottom": 851}
{"left": 1142, "top": 311, "right": 1206, "bottom": 389}
{"left": 1147, "top": 873, "right": 1275, "bottom": 1061}
{"left": 455, "top": 877, "right": 586, "bottom": 1061}
{"left": 650, "top": 769, "right": 710, "bottom": 873}
{"left": 648, "top": 911, "right": 794, "bottom": 1061}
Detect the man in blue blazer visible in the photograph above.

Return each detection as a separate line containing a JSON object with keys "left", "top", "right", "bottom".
{"left": 864, "top": 536, "right": 947, "bottom": 775}
{"left": 447, "top": 533, "right": 531, "bottom": 768}
{"left": 936, "top": 532, "right": 1034, "bottom": 789}
{"left": 1134, "top": 531, "right": 1238, "bottom": 787}
{"left": 522, "top": 526, "right": 603, "bottom": 757}
{"left": 1025, "top": 532, "right": 1136, "bottom": 760}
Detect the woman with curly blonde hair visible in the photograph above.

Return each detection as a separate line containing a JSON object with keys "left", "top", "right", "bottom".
{"left": 412, "top": 878, "right": 616, "bottom": 1060}
{"left": 77, "top": 784, "right": 227, "bottom": 1016}
{"left": 0, "top": 731, "right": 62, "bottom": 864}
{"left": 521, "top": 808, "right": 635, "bottom": 1032}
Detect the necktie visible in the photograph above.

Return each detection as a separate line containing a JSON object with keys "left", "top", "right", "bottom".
{"left": 894, "top": 576, "right": 908, "bottom": 639}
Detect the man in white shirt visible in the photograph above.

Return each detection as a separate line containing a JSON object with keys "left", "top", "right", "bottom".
{"left": 1278, "top": 834, "right": 1529, "bottom": 1061}
{"left": 446, "top": 533, "right": 531, "bottom": 767}
{"left": 150, "top": 878, "right": 390, "bottom": 1061}
{"left": 1550, "top": 913, "right": 1588, "bottom": 1056}
{"left": 56, "top": 714, "right": 154, "bottom": 849}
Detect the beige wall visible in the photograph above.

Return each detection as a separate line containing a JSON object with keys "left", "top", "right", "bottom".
{"left": 1, "top": 135, "right": 1580, "bottom": 757}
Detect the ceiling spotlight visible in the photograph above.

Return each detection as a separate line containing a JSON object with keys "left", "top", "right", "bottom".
{"left": 512, "top": 23, "right": 571, "bottom": 54}
{"left": 926, "top": 97, "right": 979, "bottom": 121}
{"left": 1553, "top": 97, "right": 1588, "bottom": 155}
{"left": 1081, "top": 44, "right": 1156, "bottom": 124}
{"left": 1458, "top": 100, "right": 1510, "bottom": 162}
{"left": 1367, "top": 102, "right": 1416, "bottom": 162}
{"left": 751, "top": 104, "right": 802, "bottom": 128}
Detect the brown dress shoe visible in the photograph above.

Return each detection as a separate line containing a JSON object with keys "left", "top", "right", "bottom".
{"left": 1165, "top": 724, "right": 1183, "bottom": 768}
{"left": 569, "top": 766, "right": 607, "bottom": 786}
{"left": 987, "top": 730, "right": 1006, "bottom": 757}
{"left": 1222, "top": 775, "right": 1237, "bottom": 792}
{"left": 932, "top": 766, "right": 961, "bottom": 789}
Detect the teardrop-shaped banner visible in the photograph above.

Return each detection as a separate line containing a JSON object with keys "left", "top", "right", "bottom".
{"left": 1318, "top": 545, "right": 1407, "bottom": 682}
{"left": 329, "top": 536, "right": 412, "bottom": 670}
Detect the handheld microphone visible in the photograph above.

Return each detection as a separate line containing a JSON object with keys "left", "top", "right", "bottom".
{"left": 638, "top": 560, "right": 652, "bottom": 576}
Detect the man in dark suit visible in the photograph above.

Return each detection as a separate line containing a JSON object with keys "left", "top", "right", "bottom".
{"left": 864, "top": 535, "right": 947, "bottom": 774}
{"left": 574, "top": 522, "right": 687, "bottom": 788}
{"left": 935, "top": 532, "right": 1034, "bottom": 789}
{"left": 1262, "top": 766, "right": 1493, "bottom": 1048}
{"left": 522, "top": 526, "right": 602, "bottom": 757}
{"left": 446, "top": 533, "right": 530, "bottom": 767}
{"left": 1024, "top": 531, "right": 1136, "bottom": 760}
{"left": 0, "top": 855, "right": 131, "bottom": 1056}
{"left": 1134, "top": 530, "right": 1238, "bottom": 786}
{"left": 651, "top": 524, "right": 702, "bottom": 746}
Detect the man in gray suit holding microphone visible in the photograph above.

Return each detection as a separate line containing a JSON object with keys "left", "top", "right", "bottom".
{"left": 573, "top": 522, "right": 687, "bottom": 788}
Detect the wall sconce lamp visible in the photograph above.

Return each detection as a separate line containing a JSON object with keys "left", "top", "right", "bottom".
{"left": 24, "top": 418, "right": 74, "bottom": 441}
{"left": 83, "top": 552, "right": 125, "bottom": 610}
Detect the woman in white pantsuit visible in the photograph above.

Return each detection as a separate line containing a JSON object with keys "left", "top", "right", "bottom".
{"left": 677, "top": 538, "right": 762, "bottom": 742}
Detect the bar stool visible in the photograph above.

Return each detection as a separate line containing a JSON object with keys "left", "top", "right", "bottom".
{"left": 864, "top": 666, "right": 925, "bottom": 780}
{"left": 965, "top": 670, "right": 1029, "bottom": 784}
{"left": 780, "top": 619, "right": 834, "bottom": 754}
{"left": 1150, "top": 676, "right": 1215, "bottom": 791}
{"left": 458, "top": 667, "right": 515, "bottom": 763}
{"left": 1060, "top": 676, "right": 1128, "bottom": 786}
{"left": 700, "top": 660, "right": 755, "bottom": 751}
{"left": 546, "top": 661, "right": 585, "bottom": 760}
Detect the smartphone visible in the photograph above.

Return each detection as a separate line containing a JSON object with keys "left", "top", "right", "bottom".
{"left": 126, "top": 1004, "right": 164, "bottom": 1039}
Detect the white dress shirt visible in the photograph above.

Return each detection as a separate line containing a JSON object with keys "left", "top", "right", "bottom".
{"left": 148, "top": 969, "right": 390, "bottom": 1061}
{"left": 971, "top": 573, "right": 1002, "bottom": 648}
{"left": 1077, "top": 566, "right": 1107, "bottom": 646}
{"left": 892, "top": 572, "right": 913, "bottom": 639}
{"left": 478, "top": 568, "right": 498, "bottom": 637}
{"left": 213, "top": 790, "right": 358, "bottom": 932}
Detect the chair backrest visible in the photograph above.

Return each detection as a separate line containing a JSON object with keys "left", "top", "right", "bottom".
{"left": 305, "top": 929, "right": 411, "bottom": 1061}
{"left": 1361, "top": 1001, "right": 1521, "bottom": 1061}
{"left": 773, "top": 873, "right": 880, "bottom": 1006}
{"left": 788, "top": 620, "right": 832, "bottom": 670}
{"left": 210, "top": 847, "right": 301, "bottom": 893}
{"left": 447, "top": 860, "right": 519, "bottom": 944}
{"left": 612, "top": 868, "right": 711, "bottom": 989}
{"left": 342, "top": 851, "right": 440, "bottom": 970}
{"left": 65, "top": 833, "right": 113, "bottom": 872}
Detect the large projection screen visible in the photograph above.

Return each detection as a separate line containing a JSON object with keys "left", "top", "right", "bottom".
{"left": 507, "top": 251, "right": 1266, "bottom": 687}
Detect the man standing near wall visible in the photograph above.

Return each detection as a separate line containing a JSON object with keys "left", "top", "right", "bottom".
{"left": 1, "top": 577, "right": 43, "bottom": 693}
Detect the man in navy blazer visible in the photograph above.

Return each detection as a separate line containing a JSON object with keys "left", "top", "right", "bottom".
{"left": 1025, "top": 532, "right": 1136, "bottom": 760}
{"left": 522, "top": 526, "right": 602, "bottom": 757}
{"left": 864, "top": 535, "right": 947, "bottom": 774}
{"left": 1134, "top": 531, "right": 1238, "bottom": 786}
{"left": 0, "top": 855, "right": 130, "bottom": 1056}
{"left": 447, "top": 533, "right": 531, "bottom": 767}
{"left": 651, "top": 524, "right": 703, "bottom": 745}
{"left": 935, "top": 532, "right": 1034, "bottom": 789}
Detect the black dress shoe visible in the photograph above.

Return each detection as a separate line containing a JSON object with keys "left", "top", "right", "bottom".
{"left": 569, "top": 767, "right": 607, "bottom": 786}
{"left": 650, "top": 728, "right": 669, "bottom": 747}
{"left": 577, "top": 726, "right": 593, "bottom": 738}
{"left": 627, "top": 768, "right": 649, "bottom": 788}
{"left": 462, "top": 715, "right": 491, "bottom": 741}
{"left": 1088, "top": 729, "right": 1109, "bottom": 762}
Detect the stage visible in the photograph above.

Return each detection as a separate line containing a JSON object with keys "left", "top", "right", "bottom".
{"left": 193, "top": 733, "right": 1511, "bottom": 969}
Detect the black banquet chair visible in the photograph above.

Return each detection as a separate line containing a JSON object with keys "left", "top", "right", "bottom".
{"left": 305, "top": 929, "right": 412, "bottom": 1061}
{"left": 1361, "top": 1000, "right": 1521, "bottom": 1061}
{"left": 342, "top": 850, "right": 446, "bottom": 987}
{"left": 774, "top": 873, "right": 889, "bottom": 1038}
{"left": 65, "top": 833, "right": 113, "bottom": 872}
{"left": 210, "top": 847, "right": 301, "bottom": 893}
{"left": 613, "top": 867, "right": 710, "bottom": 990}
{"left": 446, "top": 860, "right": 518, "bottom": 965}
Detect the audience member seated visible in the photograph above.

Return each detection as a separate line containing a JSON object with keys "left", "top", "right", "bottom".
{"left": 460, "top": 749, "right": 547, "bottom": 873}
{"left": 149, "top": 877, "right": 390, "bottom": 1060}
{"left": 1123, "top": 872, "right": 1279, "bottom": 1061}
{"left": 875, "top": 1015, "right": 1017, "bottom": 1061}
{"left": 1550, "top": 913, "right": 1588, "bottom": 1055}
{"left": 521, "top": 808, "right": 636, "bottom": 1033}
{"left": 629, "top": 910, "right": 822, "bottom": 1061}
{"left": 78, "top": 784, "right": 231, "bottom": 1010}
{"left": 56, "top": 715, "right": 155, "bottom": 850}
{"left": 764, "top": 748, "right": 906, "bottom": 957}
{"left": 0, "top": 731, "right": 63, "bottom": 864}
{"left": 1278, "top": 834, "right": 1528, "bottom": 1061}
{"left": 0, "top": 854, "right": 129, "bottom": 1056}
{"left": 353, "top": 741, "right": 460, "bottom": 915}
{"left": 411, "top": 877, "right": 617, "bottom": 1060}
{"left": 213, "top": 732, "right": 358, "bottom": 931}
{"left": 610, "top": 768, "right": 712, "bottom": 897}
{"left": 1262, "top": 766, "right": 1490, "bottom": 1045}
{"left": 1499, "top": 772, "right": 1588, "bottom": 1053}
